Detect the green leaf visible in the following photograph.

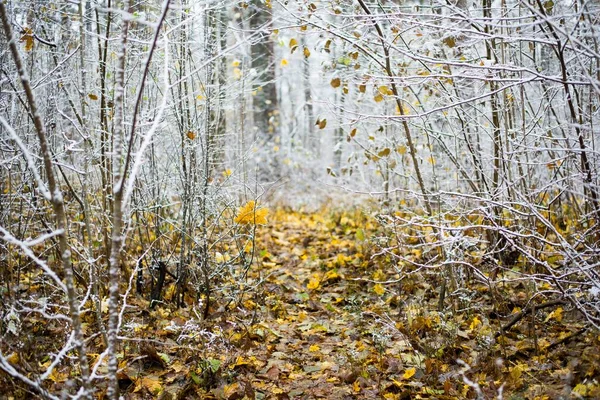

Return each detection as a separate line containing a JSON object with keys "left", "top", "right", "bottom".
{"left": 355, "top": 228, "right": 365, "bottom": 241}
{"left": 190, "top": 371, "right": 201, "bottom": 385}
{"left": 208, "top": 358, "right": 221, "bottom": 373}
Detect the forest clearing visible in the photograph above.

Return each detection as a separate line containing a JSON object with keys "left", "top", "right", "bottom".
{"left": 1, "top": 0, "right": 600, "bottom": 398}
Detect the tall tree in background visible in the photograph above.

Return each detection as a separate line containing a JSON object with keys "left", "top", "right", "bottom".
{"left": 249, "top": 0, "right": 279, "bottom": 180}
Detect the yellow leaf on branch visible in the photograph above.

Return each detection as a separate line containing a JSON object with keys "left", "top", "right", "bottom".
{"left": 234, "top": 200, "right": 269, "bottom": 225}
{"left": 20, "top": 28, "right": 34, "bottom": 51}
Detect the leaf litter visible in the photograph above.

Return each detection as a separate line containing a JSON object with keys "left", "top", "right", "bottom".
{"left": 4, "top": 207, "right": 600, "bottom": 399}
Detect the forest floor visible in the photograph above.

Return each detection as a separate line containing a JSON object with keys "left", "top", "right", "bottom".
{"left": 5, "top": 207, "right": 600, "bottom": 399}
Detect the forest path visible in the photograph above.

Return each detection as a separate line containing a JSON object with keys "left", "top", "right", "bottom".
{"left": 125, "top": 208, "right": 596, "bottom": 399}
{"left": 239, "top": 208, "right": 428, "bottom": 399}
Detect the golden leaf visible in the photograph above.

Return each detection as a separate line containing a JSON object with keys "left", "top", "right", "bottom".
{"left": 374, "top": 94, "right": 384, "bottom": 103}
{"left": 289, "top": 38, "right": 298, "bottom": 49}
{"left": 469, "top": 316, "right": 482, "bottom": 330}
{"left": 20, "top": 28, "right": 34, "bottom": 51}
{"left": 330, "top": 78, "right": 341, "bottom": 88}
{"left": 6, "top": 352, "right": 19, "bottom": 365}
{"left": 303, "top": 46, "right": 311, "bottom": 58}
{"left": 544, "top": 306, "right": 563, "bottom": 322}
{"left": 378, "top": 86, "right": 392, "bottom": 96}
{"left": 442, "top": 36, "right": 456, "bottom": 48}
{"left": 358, "top": 84, "right": 366, "bottom": 93}
{"left": 378, "top": 148, "right": 391, "bottom": 157}
{"left": 88, "top": 93, "right": 98, "bottom": 101}
{"left": 373, "top": 284, "right": 385, "bottom": 296}
{"left": 231, "top": 59, "right": 241, "bottom": 67}
{"left": 317, "top": 119, "right": 327, "bottom": 129}
{"left": 307, "top": 276, "right": 320, "bottom": 290}
{"left": 280, "top": 58, "right": 288, "bottom": 67}
{"left": 234, "top": 200, "right": 269, "bottom": 225}
{"left": 186, "top": 131, "right": 196, "bottom": 140}
{"left": 350, "top": 128, "right": 357, "bottom": 137}
{"left": 223, "top": 382, "right": 241, "bottom": 398}
{"left": 397, "top": 145, "right": 407, "bottom": 155}
{"left": 403, "top": 367, "right": 416, "bottom": 379}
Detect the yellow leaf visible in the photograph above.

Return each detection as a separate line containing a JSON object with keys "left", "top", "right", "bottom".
{"left": 303, "top": 46, "right": 311, "bottom": 58}
{"left": 572, "top": 383, "right": 588, "bottom": 396}
{"left": 397, "top": 145, "right": 407, "bottom": 155}
{"left": 297, "top": 311, "right": 307, "bottom": 322}
{"left": 373, "top": 284, "right": 385, "bottom": 296}
{"left": 223, "top": 382, "right": 240, "bottom": 398}
{"left": 136, "top": 376, "right": 162, "bottom": 394}
{"left": 88, "top": 93, "right": 98, "bottom": 100}
{"left": 469, "top": 316, "right": 482, "bottom": 330}
{"left": 331, "top": 78, "right": 341, "bottom": 88}
{"left": 373, "top": 269, "right": 385, "bottom": 281}
{"left": 324, "top": 270, "right": 340, "bottom": 282}
{"left": 196, "top": 94, "right": 204, "bottom": 100}
{"left": 6, "top": 352, "right": 19, "bottom": 365}
{"left": 231, "top": 59, "right": 241, "bottom": 67}
{"left": 378, "top": 148, "right": 391, "bottom": 157}
{"left": 378, "top": 85, "right": 392, "bottom": 95}
{"left": 403, "top": 367, "right": 416, "bottom": 379}
{"left": 186, "top": 131, "right": 196, "bottom": 140}
{"left": 233, "top": 67, "right": 242, "bottom": 79}
{"left": 395, "top": 103, "right": 410, "bottom": 115}
{"left": 358, "top": 84, "right": 366, "bottom": 93}
{"left": 545, "top": 306, "right": 563, "bottom": 322}
{"left": 309, "top": 344, "right": 320, "bottom": 352}
{"left": 289, "top": 38, "right": 298, "bottom": 49}
{"left": 280, "top": 58, "right": 288, "bottom": 67}
{"left": 234, "top": 201, "right": 269, "bottom": 225}
{"left": 317, "top": 119, "right": 327, "bottom": 129}
{"left": 374, "top": 93, "right": 384, "bottom": 103}
{"left": 307, "top": 277, "right": 320, "bottom": 290}
{"left": 427, "top": 156, "right": 436, "bottom": 165}
{"left": 353, "top": 380, "right": 361, "bottom": 392}
{"left": 223, "top": 169, "right": 233, "bottom": 177}
{"left": 20, "top": 28, "right": 34, "bottom": 51}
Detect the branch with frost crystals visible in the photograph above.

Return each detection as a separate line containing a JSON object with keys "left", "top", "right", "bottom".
{"left": 456, "top": 359, "right": 485, "bottom": 400}
{"left": 39, "top": 332, "right": 77, "bottom": 381}
{"left": 0, "top": 352, "right": 60, "bottom": 400}
{"left": 120, "top": 0, "right": 171, "bottom": 196}
{"left": 0, "top": 227, "right": 67, "bottom": 293}
{"left": 123, "top": 27, "right": 170, "bottom": 206}
{"left": 0, "top": 116, "right": 51, "bottom": 200}
{"left": 0, "top": 1, "right": 92, "bottom": 397}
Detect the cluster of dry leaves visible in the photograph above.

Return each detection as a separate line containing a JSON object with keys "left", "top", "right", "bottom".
{"left": 2, "top": 207, "right": 600, "bottom": 399}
